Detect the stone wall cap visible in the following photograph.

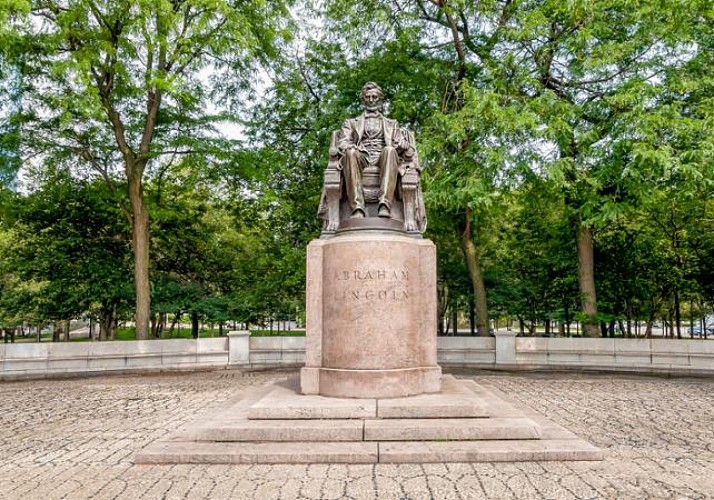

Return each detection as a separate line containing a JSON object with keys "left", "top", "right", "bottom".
{"left": 227, "top": 331, "right": 251, "bottom": 337}
{"left": 493, "top": 330, "right": 517, "bottom": 337}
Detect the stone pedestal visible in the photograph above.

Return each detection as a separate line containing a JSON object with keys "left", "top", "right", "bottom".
{"left": 300, "top": 231, "right": 441, "bottom": 398}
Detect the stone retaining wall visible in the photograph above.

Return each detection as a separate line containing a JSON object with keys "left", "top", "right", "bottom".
{"left": 0, "top": 331, "right": 712, "bottom": 380}
{"left": 0, "top": 338, "right": 229, "bottom": 380}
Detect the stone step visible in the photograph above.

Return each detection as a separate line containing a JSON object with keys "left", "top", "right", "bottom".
{"left": 133, "top": 377, "right": 603, "bottom": 465}
{"left": 376, "top": 375, "right": 490, "bottom": 418}
{"left": 168, "top": 416, "right": 540, "bottom": 443}
{"left": 134, "top": 438, "right": 602, "bottom": 464}
{"left": 134, "top": 441, "right": 378, "bottom": 464}
{"left": 379, "top": 439, "right": 604, "bottom": 463}
{"left": 364, "top": 417, "right": 542, "bottom": 441}
{"left": 168, "top": 419, "right": 363, "bottom": 442}
{"left": 248, "top": 383, "right": 376, "bottom": 420}
{"left": 246, "top": 375, "right": 489, "bottom": 421}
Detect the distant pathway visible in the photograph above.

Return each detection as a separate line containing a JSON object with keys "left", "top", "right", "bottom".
{"left": 0, "top": 369, "right": 712, "bottom": 499}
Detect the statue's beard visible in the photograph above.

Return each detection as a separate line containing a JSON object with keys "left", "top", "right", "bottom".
{"left": 363, "top": 102, "right": 382, "bottom": 112}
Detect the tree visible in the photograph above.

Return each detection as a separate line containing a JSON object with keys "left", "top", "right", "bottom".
{"left": 0, "top": 174, "right": 132, "bottom": 340}
{"left": 324, "top": 0, "right": 709, "bottom": 336}
{"left": 0, "top": 53, "right": 22, "bottom": 186}
{"left": 1, "top": 0, "right": 292, "bottom": 338}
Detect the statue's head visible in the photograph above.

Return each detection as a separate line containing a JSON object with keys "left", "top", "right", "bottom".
{"left": 360, "top": 82, "right": 384, "bottom": 113}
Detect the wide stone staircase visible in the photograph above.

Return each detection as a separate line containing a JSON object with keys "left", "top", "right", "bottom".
{"left": 135, "top": 375, "right": 602, "bottom": 464}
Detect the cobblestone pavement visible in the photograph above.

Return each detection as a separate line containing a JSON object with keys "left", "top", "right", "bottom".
{"left": 0, "top": 369, "right": 712, "bottom": 500}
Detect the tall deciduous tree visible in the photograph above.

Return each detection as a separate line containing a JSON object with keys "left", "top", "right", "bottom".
{"left": 0, "top": 174, "right": 132, "bottom": 339}
{"left": 0, "top": 0, "right": 291, "bottom": 338}
{"left": 324, "top": 0, "right": 709, "bottom": 336}
{"left": 0, "top": 53, "right": 22, "bottom": 186}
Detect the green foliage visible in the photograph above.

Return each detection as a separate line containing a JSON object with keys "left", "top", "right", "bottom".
{"left": 318, "top": 0, "right": 714, "bottom": 334}
{"left": 114, "top": 326, "right": 223, "bottom": 341}
{"left": 250, "top": 329, "right": 305, "bottom": 337}
{"left": 1, "top": 0, "right": 713, "bottom": 341}
{"left": 0, "top": 174, "right": 132, "bottom": 327}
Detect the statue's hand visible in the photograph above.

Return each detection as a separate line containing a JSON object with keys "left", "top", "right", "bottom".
{"left": 342, "top": 145, "right": 362, "bottom": 156}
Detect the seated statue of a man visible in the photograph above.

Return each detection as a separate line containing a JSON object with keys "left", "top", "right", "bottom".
{"left": 338, "top": 81, "right": 415, "bottom": 219}
{"left": 319, "top": 82, "right": 426, "bottom": 234}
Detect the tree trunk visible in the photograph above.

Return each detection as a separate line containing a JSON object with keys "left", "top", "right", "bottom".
{"left": 451, "top": 304, "right": 458, "bottom": 336}
{"left": 459, "top": 210, "right": 489, "bottom": 336}
{"left": 576, "top": 224, "right": 599, "bottom": 336}
{"left": 63, "top": 319, "right": 70, "bottom": 342}
{"left": 3, "top": 328, "right": 15, "bottom": 343}
{"left": 674, "top": 290, "right": 682, "bottom": 339}
{"left": 191, "top": 311, "right": 199, "bottom": 339}
{"left": 437, "top": 283, "right": 447, "bottom": 336}
{"left": 151, "top": 313, "right": 158, "bottom": 338}
{"left": 668, "top": 309, "right": 675, "bottom": 338}
{"left": 129, "top": 172, "right": 151, "bottom": 340}
{"left": 98, "top": 315, "right": 108, "bottom": 342}
{"left": 150, "top": 312, "right": 165, "bottom": 339}
{"left": 109, "top": 312, "right": 118, "bottom": 340}
{"left": 98, "top": 305, "right": 116, "bottom": 342}
{"left": 168, "top": 311, "right": 180, "bottom": 337}
{"left": 564, "top": 301, "right": 571, "bottom": 336}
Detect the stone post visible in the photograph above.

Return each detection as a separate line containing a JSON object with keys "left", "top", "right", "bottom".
{"left": 494, "top": 330, "right": 517, "bottom": 367}
{"left": 227, "top": 331, "right": 251, "bottom": 366}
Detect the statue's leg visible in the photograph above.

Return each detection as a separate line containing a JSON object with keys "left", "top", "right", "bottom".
{"left": 343, "top": 149, "right": 366, "bottom": 216}
{"left": 378, "top": 147, "right": 399, "bottom": 217}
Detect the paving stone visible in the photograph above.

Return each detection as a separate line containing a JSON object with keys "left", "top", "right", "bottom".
{"left": 0, "top": 368, "right": 711, "bottom": 499}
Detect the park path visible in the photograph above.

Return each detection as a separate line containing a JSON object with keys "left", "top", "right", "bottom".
{"left": 0, "top": 369, "right": 712, "bottom": 499}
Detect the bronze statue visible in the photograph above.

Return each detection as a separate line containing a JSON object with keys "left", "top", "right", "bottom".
{"left": 319, "top": 82, "right": 426, "bottom": 235}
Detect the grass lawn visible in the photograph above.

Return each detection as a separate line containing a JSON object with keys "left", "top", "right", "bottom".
{"left": 250, "top": 329, "right": 305, "bottom": 337}
{"left": 7, "top": 326, "right": 307, "bottom": 342}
